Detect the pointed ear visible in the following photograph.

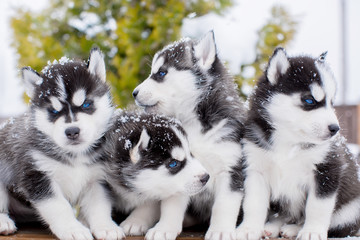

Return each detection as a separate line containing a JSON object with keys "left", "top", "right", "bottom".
{"left": 88, "top": 47, "right": 106, "bottom": 82}
{"left": 194, "top": 30, "right": 217, "bottom": 71}
{"left": 130, "top": 128, "right": 150, "bottom": 164}
{"left": 317, "top": 51, "right": 328, "bottom": 63}
{"left": 266, "top": 47, "right": 290, "bottom": 85}
{"left": 21, "top": 67, "right": 43, "bottom": 98}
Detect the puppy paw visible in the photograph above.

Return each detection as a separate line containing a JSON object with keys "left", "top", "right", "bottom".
{"left": 145, "top": 225, "right": 180, "bottom": 240}
{"left": 53, "top": 223, "right": 93, "bottom": 240}
{"left": 280, "top": 224, "right": 301, "bottom": 238}
{"left": 120, "top": 218, "right": 151, "bottom": 236}
{"left": 236, "top": 225, "right": 262, "bottom": 240}
{"left": 263, "top": 221, "right": 281, "bottom": 238}
{"left": 0, "top": 213, "right": 16, "bottom": 235}
{"left": 296, "top": 228, "right": 327, "bottom": 240}
{"left": 92, "top": 223, "right": 125, "bottom": 240}
{"left": 205, "top": 229, "right": 236, "bottom": 240}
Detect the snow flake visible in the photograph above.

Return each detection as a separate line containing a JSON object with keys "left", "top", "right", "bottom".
{"left": 124, "top": 139, "right": 132, "bottom": 150}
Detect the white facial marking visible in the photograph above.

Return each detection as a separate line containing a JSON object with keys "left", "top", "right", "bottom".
{"left": 171, "top": 147, "right": 185, "bottom": 162}
{"left": 310, "top": 83, "right": 325, "bottom": 102}
{"left": 72, "top": 89, "right": 86, "bottom": 107}
{"left": 56, "top": 75, "right": 67, "bottom": 101}
{"left": 151, "top": 56, "right": 164, "bottom": 74}
{"left": 50, "top": 97, "right": 63, "bottom": 112}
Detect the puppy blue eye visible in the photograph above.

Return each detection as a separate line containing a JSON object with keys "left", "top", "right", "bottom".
{"left": 52, "top": 109, "right": 59, "bottom": 114}
{"left": 304, "top": 98, "right": 315, "bottom": 105}
{"left": 158, "top": 71, "right": 167, "bottom": 77}
{"left": 168, "top": 160, "right": 178, "bottom": 168}
{"left": 82, "top": 102, "right": 91, "bottom": 108}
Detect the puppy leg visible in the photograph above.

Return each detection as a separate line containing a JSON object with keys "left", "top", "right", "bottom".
{"left": 236, "top": 171, "right": 270, "bottom": 240}
{"left": 120, "top": 201, "right": 160, "bottom": 236}
{"left": 0, "top": 183, "right": 16, "bottom": 235}
{"left": 145, "top": 194, "right": 189, "bottom": 240}
{"left": 80, "top": 182, "right": 125, "bottom": 240}
{"left": 296, "top": 190, "right": 336, "bottom": 240}
{"left": 34, "top": 194, "right": 93, "bottom": 240}
{"left": 205, "top": 172, "right": 242, "bottom": 240}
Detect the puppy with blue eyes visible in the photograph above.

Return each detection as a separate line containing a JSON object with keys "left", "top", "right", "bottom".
{"left": 0, "top": 48, "right": 124, "bottom": 240}
{"left": 237, "top": 48, "right": 360, "bottom": 240}
{"left": 103, "top": 110, "right": 209, "bottom": 240}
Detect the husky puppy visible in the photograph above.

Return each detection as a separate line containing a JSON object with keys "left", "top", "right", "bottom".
{"left": 0, "top": 49, "right": 124, "bottom": 240}
{"left": 237, "top": 48, "right": 360, "bottom": 240}
{"left": 133, "top": 31, "right": 246, "bottom": 240}
{"left": 103, "top": 110, "right": 209, "bottom": 239}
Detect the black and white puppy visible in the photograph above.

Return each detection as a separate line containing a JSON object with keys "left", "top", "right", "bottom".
{"left": 0, "top": 49, "right": 124, "bottom": 240}
{"left": 133, "top": 31, "right": 246, "bottom": 240}
{"left": 237, "top": 48, "right": 360, "bottom": 240}
{"left": 103, "top": 110, "right": 209, "bottom": 240}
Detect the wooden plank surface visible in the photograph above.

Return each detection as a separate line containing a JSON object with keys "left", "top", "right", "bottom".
{"left": 1, "top": 224, "right": 357, "bottom": 240}
{"left": 0, "top": 224, "right": 207, "bottom": 240}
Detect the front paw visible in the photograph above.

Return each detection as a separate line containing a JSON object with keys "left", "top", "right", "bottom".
{"left": 0, "top": 213, "right": 17, "bottom": 235}
{"left": 53, "top": 223, "right": 93, "bottom": 240}
{"left": 296, "top": 228, "right": 327, "bottom": 240}
{"left": 205, "top": 228, "right": 236, "bottom": 240}
{"left": 236, "top": 225, "right": 262, "bottom": 240}
{"left": 92, "top": 223, "right": 125, "bottom": 240}
{"left": 263, "top": 222, "right": 281, "bottom": 238}
{"left": 120, "top": 218, "right": 151, "bottom": 236}
{"left": 280, "top": 224, "right": 301, "bottom": 238}
{"left": 145, "top": 224, "right": 180, "bottom": 240}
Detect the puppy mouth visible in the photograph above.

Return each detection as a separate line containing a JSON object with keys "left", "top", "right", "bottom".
{"left": 136, "top": 101, "right": 158, "bottom": 112}
{"left": 67, "top": 139, "right": 82, "bottom": 145}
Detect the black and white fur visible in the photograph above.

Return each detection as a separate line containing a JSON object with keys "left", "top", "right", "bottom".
{"left": 0, "top": 49, "right": 124, "bottom": 240}
{"left": 103, "top": 110, "right": 209, "bottom": 239}
{"left": 237, "top": 48, "right": 360, "bottom": 240}
{"left": 133, "top": 31, "right": 246, "bottom": 240}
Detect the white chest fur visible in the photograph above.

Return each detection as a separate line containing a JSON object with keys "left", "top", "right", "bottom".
{"left": 184, "top": 119, "right": 242, "bottom": 190}
{"left": 245, "top": 136, "right": 331, "bottom": 217}
{"left": 31, "top": 151, "right": 104, "bottom": 203}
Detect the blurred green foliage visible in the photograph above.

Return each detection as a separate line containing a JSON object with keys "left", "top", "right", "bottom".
{"left": 11, "top": 0, "right": 232, "bottom": 107}
{"left": 235, "top": 5, "right": 298, "bottom": 98}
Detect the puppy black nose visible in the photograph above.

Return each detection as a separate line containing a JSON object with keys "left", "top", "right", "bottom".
{"left": 65, "top": 127, "right": 80, "bottom": 140}
{"left": 200, "top": 174, "right": 210, "bottom": 185}
{"left": 328, "top": 124, "right": 340, "bottom": 137}
{"left": 132, "top": 89, "right": 139, "bottom": 98}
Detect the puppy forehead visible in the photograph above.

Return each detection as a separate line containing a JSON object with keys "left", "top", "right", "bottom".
{"left": 49, "top": 96, "right": 62, "bottom": 111}
{"left": 171, "top": 146, "right": 185, "bottom": 161}
{"left": 152, "top": 55, "right": 165, "bottom": 74}
{"left": 310, "top": 83, "right": 325, "bottom": 102}
{"left": 72, "top": 89, "right": 86, "bottom": 106}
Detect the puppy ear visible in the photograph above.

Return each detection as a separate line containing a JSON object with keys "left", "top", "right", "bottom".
{"left": 88, "top": 47, "right": 106, "bottom": 82}
{"left": 130, "top": 128, "right": 150, "bottom": 164}
{"left": 317, "top": 51, "right": 328, "bottom": 63}
{"left": 266, "top": 47, "right": 290, "bottom": 85}
{"left": 22, "top": 67, "right": 43, "bottom": 98}
{"left": 194, "top": 30, "right": 217, "bottom": 71}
